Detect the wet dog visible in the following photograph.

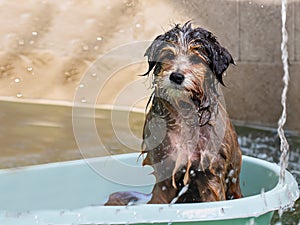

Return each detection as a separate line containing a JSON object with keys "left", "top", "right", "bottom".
{"left": 105, "top": 22, "right": 242, "bottom": 205}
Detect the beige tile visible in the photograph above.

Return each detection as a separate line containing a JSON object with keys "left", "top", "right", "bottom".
{"left": 286, "top": 63, "right": 300, "bottom": 130}
{"left": 172, "top": 0, "right": 240, "bottom": 61}
{"left": 222, "top": 62, "right": 283, "bottom": 127}
{"left": 295, "top": 1, "right": 300, "bottom": 61}
{"left": 239, "top": 1, "right": 295, "bottom": 62}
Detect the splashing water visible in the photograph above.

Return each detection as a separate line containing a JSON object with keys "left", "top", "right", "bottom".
{"left": 170, "top": 184, "right": 189, "bottom": 204}
{"left": 278, "top": 0, "right": 290, "bottom": 184}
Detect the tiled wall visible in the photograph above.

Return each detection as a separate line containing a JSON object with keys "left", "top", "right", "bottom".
{"left": 176, "top": 0, "right": 300, "bottom": 130}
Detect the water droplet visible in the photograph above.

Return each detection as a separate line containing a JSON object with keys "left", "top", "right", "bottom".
{"left": 127, "top": 200, "right": 135, "bottom": 206}
{"left": 32, "top": 31, "right": 38, "bottom": 36}
{"left": 248, "top": 1, "right": 252, "bottom": 4}
{"left": 246, "top": 218, "right": 255, "bottom": 225}
{"left": 18, "top": 40, "right": 25, "bottom": 45}
{"left": 135, "top": 23, "right": 141, "bottom": 28}
{"left": 16, "top": 93, "right": 23, "bottom": 98}
{"left": 161, "top": 186, "right": 167, "bottom": 191}
{"left": 82, "top": 45, "right": 89, "bottom": 51}
{"left": 79, "top": 83, "right": 85, "bottom": 88}
{"left": 125, "top": 0, "right": 134, "bottom": 7}
{"left": 81, "top": 98, "right": 87, "bottom": 103}
{"left": 228, "top": 169, "right": 234, "bottom": 177}
{"left": 96, "top": 36, "right": 102, "bottom": 41}
{"left": 14, "top": 78, "right": 20, "bottom": 83}
{"left": 219, "top": 207, "right": 225, "bottom": 215}
{"left": 27, "top": 67, "right": 33, "bottom": 72}
{"left": 91, "top": 73, "right": 97, "bottom": 77}
{"left": 232, "top": 177, "right": 237, "bottom": 183}
{"left": 260, "top": 4, "right": 264, "bottom": 8}
{"left": 167, "top": 220, "right": 173, "bottom": 225}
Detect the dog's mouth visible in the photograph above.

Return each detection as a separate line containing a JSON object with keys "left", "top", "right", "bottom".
{"left": 154, "top": 86, "right": 200, "bottom": 121}
{"left": 156, "top": 85, "right": 193, "bottom": 105}
{"left": 155, "top": 78, "right": 205, "bottom": 105}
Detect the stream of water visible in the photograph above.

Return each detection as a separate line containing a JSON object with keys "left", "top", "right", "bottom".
{"left": 278, "top": 0, "right": 290, "bottom": 185}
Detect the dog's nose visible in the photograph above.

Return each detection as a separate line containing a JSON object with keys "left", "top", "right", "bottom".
{"left": 169, "top": 72, "right": 185, "bottom": 85}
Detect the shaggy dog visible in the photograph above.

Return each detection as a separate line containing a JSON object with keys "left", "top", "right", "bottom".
{"left": 105, "top": 22, "right": 242, "bottom": 205}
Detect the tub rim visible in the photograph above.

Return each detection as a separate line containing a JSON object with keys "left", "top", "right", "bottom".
{"left": 0, "top": 153, "right": 298, "bottom": 224}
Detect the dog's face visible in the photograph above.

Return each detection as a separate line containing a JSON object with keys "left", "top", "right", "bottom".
{"left": 144, "top": 22, "right": 234, "bottom": 107}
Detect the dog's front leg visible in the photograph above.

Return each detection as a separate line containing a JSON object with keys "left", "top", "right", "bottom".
{"left": 147, "top": 179, "right": 178, "bottom": 204}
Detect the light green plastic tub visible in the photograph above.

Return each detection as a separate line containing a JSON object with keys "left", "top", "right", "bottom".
{"left": 0, "top": 153, "right": 298, "bottom": 225}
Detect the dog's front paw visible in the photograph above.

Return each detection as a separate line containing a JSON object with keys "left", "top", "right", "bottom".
{"left": 104, "top": 191, "right": 152, "bottom": 206}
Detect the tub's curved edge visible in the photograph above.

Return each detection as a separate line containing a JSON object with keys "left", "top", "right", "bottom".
{"left": 1, "top": 154, "right": 298, "bottom": 225}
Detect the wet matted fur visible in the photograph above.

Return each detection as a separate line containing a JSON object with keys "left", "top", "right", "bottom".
{"left": 105, "top": 22, "right": 242, "bottom": 205}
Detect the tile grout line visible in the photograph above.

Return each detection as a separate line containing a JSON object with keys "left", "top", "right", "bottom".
{"left": 237, "top": 0, "right": 241, "bottom": 62}
{"left": 292, "top": 2, "right": 299, "bottom": 62}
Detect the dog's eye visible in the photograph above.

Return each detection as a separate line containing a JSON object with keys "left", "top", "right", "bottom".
{"left": 190, "top": 55, "right": 203, "bottom": 64}
{"left": 161, "top": 51, "right": 175, "bottom": 61}
{"left": 165, "top": 52, "right": 175, "bottom": 60}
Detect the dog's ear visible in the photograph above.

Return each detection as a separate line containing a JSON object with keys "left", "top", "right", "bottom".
{"left": 191, "top": 27, "right": 235, "bottom": 85}
{"left": 205, "top": 42, "right": 235, "bottom": 86}
{"left": 142, "top": 35, "right": 165, "bottom": 76}
{"left": 142, "top": 60, "right": 156, "bottom": 76}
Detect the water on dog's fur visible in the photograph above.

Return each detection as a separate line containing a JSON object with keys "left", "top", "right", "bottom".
{"left": 0, "top": 100, "right": 299, "bottom": 224}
